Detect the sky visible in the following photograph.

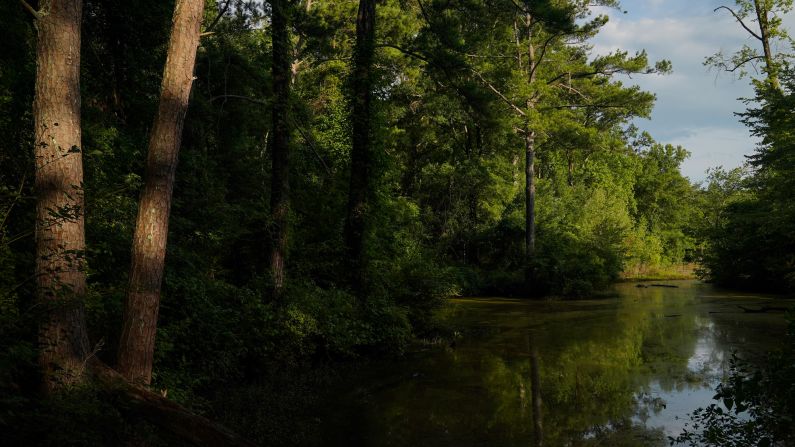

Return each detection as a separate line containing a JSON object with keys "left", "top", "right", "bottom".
{"left": 589, "top": 0, "right": 792, "bottom": 182}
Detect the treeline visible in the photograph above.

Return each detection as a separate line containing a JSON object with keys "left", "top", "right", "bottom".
{"left": 695, "top": 0, "right": 795, "bottom": 294}
{"left": 675, "top": 2, "right": 795, "bottom": 445}
{"left": 0, "top": 0, "right": 705, "bottom": 444}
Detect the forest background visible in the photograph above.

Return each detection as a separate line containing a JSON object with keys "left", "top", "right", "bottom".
{"left": 1, "top": 0, "right": 793, "bottom": 445}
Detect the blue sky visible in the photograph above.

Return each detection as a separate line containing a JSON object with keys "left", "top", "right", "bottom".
{"left": 589, "top": 0, "right": 792, "bottom": 181}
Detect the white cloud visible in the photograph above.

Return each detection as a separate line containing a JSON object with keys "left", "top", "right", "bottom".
{"left": 587, "top": 1, "right": 771, "bottom": 181}
{"left": 668, "top": 126, "right": 759, "bottom": 181}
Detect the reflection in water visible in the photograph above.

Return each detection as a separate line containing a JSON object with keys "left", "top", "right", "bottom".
{"left": 316, "top": 281, "right": 788, "bottom": 447}
{"left": 529, "top": 335, "right": 542, "bottom": 447}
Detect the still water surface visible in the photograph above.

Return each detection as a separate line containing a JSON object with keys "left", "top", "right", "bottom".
{"left": 318, "top": 281, "right": 789, "bottom": 446}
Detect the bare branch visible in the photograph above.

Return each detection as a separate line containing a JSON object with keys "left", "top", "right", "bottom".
{"left": 209, "top": 94, "right": 268, "bottom": 105}
{"left": 470, "top": 69, "right": 526, "bottom": 117}
{"left": 204, "top": 0, "right": 233, "bottom": 34}
{"left": 715, "top": 6, "right": 763, "bottom": 41}
{"left": 540, "top": 103, "right": 634, "bottom": 111}
{"left": 0, "top": 174, "right": 25, "bottom": 243}
{"left": 530, "top": 32, "right": 561, "bottom": 81}
{"left": 19, "top": 0, "right": 40, "bottom": 19}
{"left": 729, "top": 54, "right": 765, "bottom": 72}
{"left": 375, "top": 43, "right": 431, "bottom": 63}
{"left": 291, "top": 118, "right": 331, "bottom": 175}
{"left": 554, "top": 82, "right": 589, "bottom": 100}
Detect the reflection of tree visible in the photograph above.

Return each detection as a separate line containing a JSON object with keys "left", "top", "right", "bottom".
{"left": 344, "top": 283, "right": 715, "bottom": 446}
{"left": 530, "top": 340, "right": 543, "bottom": 447}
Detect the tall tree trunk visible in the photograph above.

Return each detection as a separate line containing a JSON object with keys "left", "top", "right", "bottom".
{"left": 117, "top": 0, "right": 203, "bottom": 385}
{"left": 269, "top": 0, "right": 292, "bottom": 298}
{"left": 753, "top": 0, "right": 781, "bottom": 90}
{"left": 290, "top": 0, "right": 312, "bottom": 85}
{"left": 345, "top": 0, "right": 376, "bottom": 294}
{"left": 33, "top": 0, "right": 90, "bottom": 393}
{"left": 524, "top": 127, "right": 536, "bottom": 265}
{"left": 524, "top": 14, "right": 537, "bottom": 285}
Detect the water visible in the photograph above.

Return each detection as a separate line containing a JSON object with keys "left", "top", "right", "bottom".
{"left": 315, "top": 281, "right": 790, "bottom": 446}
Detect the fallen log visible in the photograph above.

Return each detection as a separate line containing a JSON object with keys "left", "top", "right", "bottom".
{"left": 736, "top": 305, "right": 789, "bottom": 314}
{"left": 651, "top": 284, "right": 679, "bottom": 288}
{"left": 89, "top": 359, "right": 256, "bottom": 447}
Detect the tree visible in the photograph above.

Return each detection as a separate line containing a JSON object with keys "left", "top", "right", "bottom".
{"left": 269, "top": 0, "right": 292, "bottom": 298}
{"left": 26, "top": 0, "right": 92, "bottom": 392}
{"left": 117, "top": 0, "right": 204, "bottom": 385}
{"left": 415, "top": 0, "right": 665, "bottom": 288}
{"left": 344, "top": 0, "right": 376, "bottom": 294}
{"left": 709, "top": 0, "right": 793, "bottom": 89}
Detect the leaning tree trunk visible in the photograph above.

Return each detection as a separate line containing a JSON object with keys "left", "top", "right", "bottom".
{"left": 344, "top": 0, "right": 376, "bottom": 295}
{"left": 117, "top": 0, "right": 203, "bottom": 385}
{"left": 269, "top": 0, "right": 291, "bottom": 298}
{"left": 33, "top": 0, "right": 91, "bottom": 393}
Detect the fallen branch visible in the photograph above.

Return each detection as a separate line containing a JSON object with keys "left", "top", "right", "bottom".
{"left": 89, "top": 360, "right": 256, "bottom": 447}
{"left": 19, "top": 0, "right": 41, "bottom": 19}
{"left": 736, "top": 305, "right": 789, "bottom": 314}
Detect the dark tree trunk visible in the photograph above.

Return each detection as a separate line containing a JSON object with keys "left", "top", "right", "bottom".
{"left": 344, "top": 0, "right": 376, "bottom": 295}
{"left": 524, "top": 127, "right": 536, "bottom": 272}
{"left": 117, "top": 0, "right": 203, "bottom": 385}
{"left": 269, "top": 0, "right": 292, "bottom": 298}
{"left": 466, "top": 124, "right": 481, "bottom": 266}
{"left": 524, "top": 15, "right": 537, "bottom": 286}
{"left": 33, "top": 0, "right": 91, "bottom": 393}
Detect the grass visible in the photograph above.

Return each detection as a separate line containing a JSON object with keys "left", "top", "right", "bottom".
{"left": 619, "top": 263, "right": 698, "bottom": 282}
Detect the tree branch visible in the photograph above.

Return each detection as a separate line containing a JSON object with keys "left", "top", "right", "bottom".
{"left": 553, "top": 82, "right": 588, "bottom": 100}
{"left": 540, "top": 103, "right": 634, "bottom": 111}
{"left": 19, "top": 0, "right": 40, "bottom": 19}
{"left": 0, "top": 174, "right": 25, "bottom": 244}
{"left": 715, "top": 6, "right": 763, "bottom": 41}
{"left": 290, "top": 117, "right": 331, "bottom": 175}
{"left": 375, "top": 43, "right": 431, "bottom": 63}
{"left": 729, "top": 54, "right": 765, "bottom": 72}
{"left": 469, "top": 69, "right": 526, "bottom": 117}
{"left": 530, "top": 32, "right": 561, "bottom": 81}
{"left": 209, "top": 94, "right": 268, "bottom": 105}
{"left": 204, "top": 0, "right": 233, "bottom": 35}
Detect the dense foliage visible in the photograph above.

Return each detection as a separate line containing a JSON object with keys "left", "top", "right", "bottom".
{"left": 0, "top": 0, "right": 708, "bottom": 444}
{"left": 674, "top": 1, "right": 795, "bottom": 443}
{"left": 697, "top": 74, "right": 795, "bottom": 292}
{"left": 673, "top": 317, "right": 795, "bottom": 447}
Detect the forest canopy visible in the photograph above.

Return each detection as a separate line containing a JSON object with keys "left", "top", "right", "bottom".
{"left": 1, "top": 0, "right": 792, "bottom": 445}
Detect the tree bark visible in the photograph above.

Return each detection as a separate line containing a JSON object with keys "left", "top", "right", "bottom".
{"left": 523, "top": 14, "right": 537, "bottom": 285}
{"left": 269, "top": 0, "right": 292, "bottom": 298}
{"left": 117, "top": 0, "right": 203, "bottom": 385}
{"left": 525, "top": 127, "right": 536, "bottom": 264}
{"left": 344, "top": 0, "right": 376, "bottom": 295}
{"left": 33, "top": 0, "right": 91, "bottom": 393}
